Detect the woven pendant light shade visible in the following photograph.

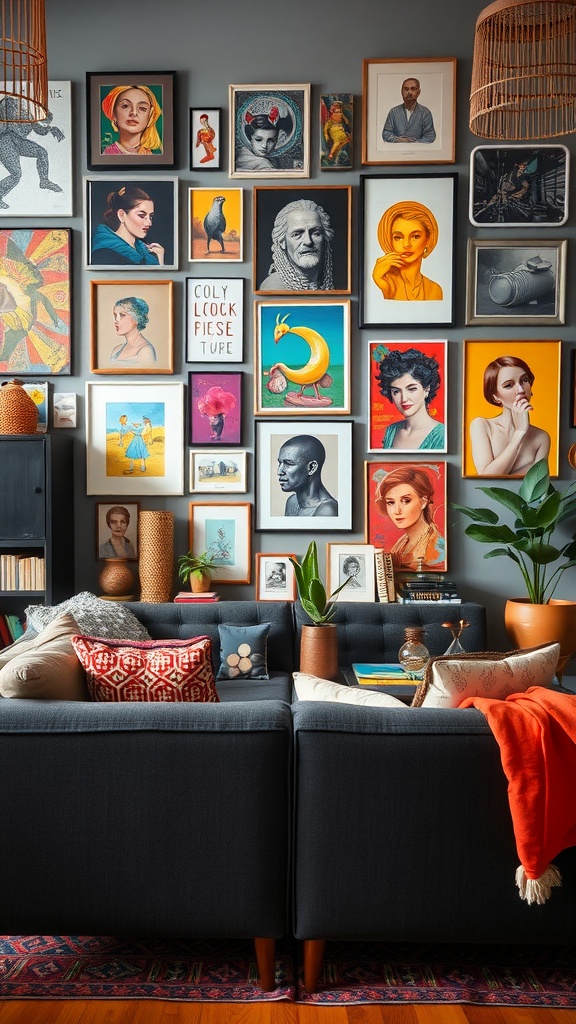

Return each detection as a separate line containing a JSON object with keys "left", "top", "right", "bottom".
{"left": 0, "top": 0, "right": 48, "bottom": 122}
{"left": 470, "top": 0, "right": 576, "bottom": 139}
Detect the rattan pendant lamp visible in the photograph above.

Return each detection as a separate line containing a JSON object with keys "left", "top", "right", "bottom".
{"left": 0, "top": 0, "right": 48, "bottom": 122}
{"left": 470, "top": 0, "right": 576, "bottom": 139}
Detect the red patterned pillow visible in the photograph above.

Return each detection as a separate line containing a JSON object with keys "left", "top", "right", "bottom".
{"left": 71, "top": 634, "right": 219, "bottom": 703}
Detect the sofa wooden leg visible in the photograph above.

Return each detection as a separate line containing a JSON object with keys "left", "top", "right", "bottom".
{"left": 254, "top": 936, "right": 276, "bottom": 991}
{"left": 303, "top": 938, "right": 325, "bottom": 993}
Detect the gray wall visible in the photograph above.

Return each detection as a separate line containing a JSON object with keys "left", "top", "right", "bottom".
{"left": 42, "top": 0, "right": 576, "bottom": 651}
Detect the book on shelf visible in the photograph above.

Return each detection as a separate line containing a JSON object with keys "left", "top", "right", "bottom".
{"left": 173, "top": 591, "right": 219, "bottom": 603}
{"left": 374, "top": 549, "right": 396, "bottom": 603}
{"left": 351, "top": 662, "right": 415, "bottom": 685}
{"left": 396, "top": 576, "right": 460, "bottom": 604}
{"left": 0, "top": 615, "right": 12, "bottom": 648}
{"left": 0, "top": 553, "right": 45, "bottom": 593}
{"left": 5, "top": 614, "right": 24, "bottom": 641}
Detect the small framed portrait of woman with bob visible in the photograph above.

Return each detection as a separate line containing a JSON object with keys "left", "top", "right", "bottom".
{"left": 367, "top": 339, "right": 447, "bottom": 453}
{"left": 86, "top": 71, "right": 176, "bottom": 170}
{"left": 365, "top": 460, "right": 447, "bottom": 573}
{"left": 229, "top": 84, "right": 310, "bottom": 178}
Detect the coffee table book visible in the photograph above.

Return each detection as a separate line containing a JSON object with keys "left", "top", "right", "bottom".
{"left": 352, "top": 663, "right": 411, "bottom": 685}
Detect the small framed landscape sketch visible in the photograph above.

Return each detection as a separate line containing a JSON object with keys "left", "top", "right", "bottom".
{"left": 189, "top": 449, "right": 247, "bottom": 493}
{"left": 469, "top": 144, "right": 569, "bottom": 227}
{"left": 367, "top": 339, "right": 447, "bottom": 453}
{"left": 22, "top": 382, "right": 48, "bottom": 432}
{"left": 90, "top": 279, "right": 174, "bottom": 374}
{"left": 86, "top": 71, "right": 176, "bottom": 170}
{"left": 326, "top": 542, "right": 376, "bottom": 603}
{"left": 84, "top": 175, "right": 178, "bottom": 271}
{"left": 96, "top": 501, "right": 139, "bottom": 560}
{"left": 465, "top": 238, "right": 566, "bottom": 327}
{"left": 188, "top": 502, "right": 252, "bottom": 584}
{"left": 53, "top": 392, "right": 77, "bottom": 428}
{"left": 229, "top": 84, "right": 310, "bottom": 178}
{"left": 364, "top": 459, "right": 447, "bottom": 573}
{"left": 188, "top": 187, "right": 243, "bottom": 262}
{"left": 190, "top": 108, "right": 222, "bottom": 171}
{"left": 320, "top": 93, "right": 353, "bottom": 171}
{"left": 255, "top": 552, "right": 297, "bottom": 601}
{"left": 186, "top": 278, "right": 243, "bottom": 362}
{"left": 188, "top": 371, "right": 242, "bottom": 446}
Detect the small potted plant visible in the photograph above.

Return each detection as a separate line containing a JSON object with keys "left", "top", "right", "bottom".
{"left": 177, "top": 550, "right": 219, "bottom": 594}
{"left": 290, "top": 541, "right": 351, "bottom": 680}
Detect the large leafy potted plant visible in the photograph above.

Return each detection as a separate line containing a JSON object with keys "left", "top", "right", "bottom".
{"left": 177, "top": 550, "right": 219, "bottom": 593}
{"left": 453, "top": 458, "right": 576, "bottom": 676}
{"left": 290, "top": 541, "right": 351, "bottom": 680}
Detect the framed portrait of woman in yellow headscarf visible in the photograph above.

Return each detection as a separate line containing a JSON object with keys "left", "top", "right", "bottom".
{"left": 86, "top": 72, "right": 176, "bottom": 170}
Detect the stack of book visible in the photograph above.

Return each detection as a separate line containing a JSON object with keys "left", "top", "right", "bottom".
{"left": 173, "top": 591, "right": 220, "bottom": 604}
{"left": 352, "top": 663, "right": 413, "bottom": 686}
{"left": 0, "top": 613, "right": 25, "bottom": 649}
{"left": 396, "top": 577, "right": 460, "bottom": 604}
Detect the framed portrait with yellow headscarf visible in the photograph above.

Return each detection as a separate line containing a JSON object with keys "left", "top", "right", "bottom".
{"left": 86, "top": 72, "right": 176, "bottom": 170}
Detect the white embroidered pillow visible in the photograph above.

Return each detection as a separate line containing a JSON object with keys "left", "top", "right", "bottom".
{"left": 293, "top": 672, "right": 405, "bottom": 707}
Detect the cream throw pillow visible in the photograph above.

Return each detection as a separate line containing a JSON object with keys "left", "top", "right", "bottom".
{"left": 412, "top": 643, "right": 560, "bottom": 709}
{"left": 293, "top": 671, "right": 405, "bottom": 707}
{"left": 0, "top": 612, "right": 89, "bottom": 700}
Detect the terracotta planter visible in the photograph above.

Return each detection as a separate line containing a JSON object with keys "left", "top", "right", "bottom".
{"left": 300, "top": 623, "right": 339, "bottom": 681}
{"left": 98, "top": 558, "right": 135, "bottom": 598}
{"left": 505, "top": 598, "right": 576, "bottom": 678}
{"left": 190, "top": 572, "right": 212, "bottom": 593}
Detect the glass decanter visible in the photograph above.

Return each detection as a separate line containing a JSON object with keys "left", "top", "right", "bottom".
{"left": 442, "top": 619, "right": 470, "bottom": 657}
{"left": 398, "top": 626, "right": 430, "bottom": 680}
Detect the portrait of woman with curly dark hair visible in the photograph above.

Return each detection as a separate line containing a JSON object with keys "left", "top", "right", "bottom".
{"left": 374, "top": 343, "right": 445, "bottom": 452}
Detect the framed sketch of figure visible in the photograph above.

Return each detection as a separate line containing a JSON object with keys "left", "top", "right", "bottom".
{"left": 84, "top": 176, "right": 178, "bottom": 270}
{"left": 229, "top": 84, "right": 310, "bottom": 178}
{"left": 365, "top": 460, "right": 447, "bottom": 573}
{"left": 326, "top": 542, "right": 376, "bottom": 603}
{"left": 367, "top": 339, "right": 447, "bottom": 453}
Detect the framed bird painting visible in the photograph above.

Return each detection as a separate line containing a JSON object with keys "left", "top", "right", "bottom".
{"left": 188, "top": 187, "right": 243, "bottom": 262}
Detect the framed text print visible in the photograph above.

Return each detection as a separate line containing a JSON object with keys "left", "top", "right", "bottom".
{"left": 186, "top": 278, "right": 244, "bottom": 362}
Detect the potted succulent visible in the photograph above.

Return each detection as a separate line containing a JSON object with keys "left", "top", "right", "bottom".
{"left": 290, "top": 541, "right": 352, "bottom": 680}
{"left": 177, "top": 550, "right": 219, "bottom": 594}
{"left": 453, "top": 458, "right": 576, "bottom": 677}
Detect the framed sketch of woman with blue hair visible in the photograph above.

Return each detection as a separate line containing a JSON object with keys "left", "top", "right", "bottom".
{"left": 229, "top": 85, "right": 310, "bottom": 178}
{"left": 90, "top": 280, "right": 174, "bottom": 375}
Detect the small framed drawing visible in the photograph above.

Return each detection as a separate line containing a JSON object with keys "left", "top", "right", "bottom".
{"left": 186, "top": 278, "right": 244, "bottom": 362}
{"left": 367, "top": 339, "right": 447, "bottom": 453}
{"left": 85, "top": 381, "right": 184, "bottom": 495}
{"left": 190, "top": 108, "right": 222, "bottom": 171}
{"left": 255, "top": 420, "right": 353, "bottom": 532}
{"left": 469, "top": 144, "right": 569, "bottom": 227}
{"left": 253, "top": 185, "right": 352, "bottom": 295}
{"left": 90, "top": 280, "right": 174, "bottom": 374}
{"left": 326, "top": 543, "right": 376, "bottom": 603}
{"left": 359, "top": 172, "right": 457, "bottom": 329}
{"left": 255, "top": 553, "right": 297, "bottom": 601}
{"left": 365, "top": 460, "right": 447, "bottom": 573}
{"left": 462, "top": 338, "right": 560, "bottom": 479}
{"left": 53, "top": 392, "right": 77, "bottom": 428}
{"left": 188, "top": 187, "right": 243, "bottom": 262}
{"left": 465, "top": 239, "right": 566, "bottom": 327}
{"left": 0, "top": 228, "right": 71, "bottom": 375}
{"left": 189, "top": 449, "right": 247, "bottom": 493}
{"left": 362, "top": 58, "right": 456, "bottom": 166}
{"left": 188, "top": 371, "right": 242, "bottom": 446}
{"left": 96, "top": 501, "right": 139, "bottom": 560}
{"left": 188, "top": 502, "right": 252, "bottom": 584}
{"left": 86, "top": 71, "right": 176, "bottom": 170}
{"left": 84, "top": 175, "right": 178, "bottom": 270}
{"left": 22, "top": 382, "right": 48, "bottom": 432}
{"left": 0, "top": 81, "right": 72, "bottom": 216}
{"left": 229, "top": 84, "right": 310, "bottom": 178}
{"left": 320, "top": 93, "right": 353, "bottom": 171}
{"left": 254, "top": 299, "right": 351, "bottom": 416}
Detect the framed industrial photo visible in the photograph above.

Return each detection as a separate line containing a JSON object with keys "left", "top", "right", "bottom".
{"left": 86, "top": 71, "right": 176, "bottom": 170}
{"left": 469, "top": 144, "right": 569, "bottom": 227}
{"left": 253, "top": 185, "right": 351, "bottom": 295}
{"left": 326, "top": 542, "right": 376, "bottom": 603}
{"left": 0, "top": 227, "right": 71, "bottom": 375}
{"left": 229, "top": 84, "right": 310, "bottom": 178}
{"left": 320, "top": 93, "right": 353, "bottom": 171}
{"left": 462, "top": 339, "right": 560, "bottom": 479}
{"left": 465, "top": 238, "right": 566, "bottom": 326}
{"left": 90, "top": 279, "right": 174, "bottom": 374}
{"left": 188, "top": 502, "right": 252, "bottom": 584}
{"left": 188, "top": 371, "right": 242, "bottom": 446}
{"left": 255, "top": 420, "right": 353, "bottom": 531}
{"left": 254, "top": 299, "right": 351, "bottom": 416}
{"left": 255, "top": 552, "right": 297, "bottom": 601}
{"left": 186, "top": 277, "right": 244, "bottom": 362}
{"left": 190, "top": 108, "right": 222, "bottom": 171}
{"left": 85, "top": 381, "right": 184, "bottom": 495}
{"left": 365, "top": 460, "right": 447, "bottom": 573}
{"left": 189, "top": 449, "right": 247, "bottom": 493}
{"left": 362, "top": 58, "right": 456, "bottom": 166}
{"left": 84, "top": 175, "right": 178, "bottom": 270}
{"left": 188, "top": 187, "right": 243, "bottom": 262}
{"left": 96, "top": 501, "right": 139, "bottom": 560}
{"left": 367, "top": 339, "right": 447, "bottom": 453}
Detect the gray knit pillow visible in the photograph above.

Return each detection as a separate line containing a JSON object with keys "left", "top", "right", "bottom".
{"left": 25, "top": 592, "right": 151, "bottom": 641}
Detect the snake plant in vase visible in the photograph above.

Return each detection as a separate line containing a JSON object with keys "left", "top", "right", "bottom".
{"left": 290, "top": 541, "right": 351, "bottom": 681}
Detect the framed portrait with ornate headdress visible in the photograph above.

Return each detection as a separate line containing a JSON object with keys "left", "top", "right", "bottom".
{"left": 86, "top": 72, "right": 176, "bottom": 170}
{"left": 364, "top": 460, "right": 447, "bottom": 573}
{"left": 229, "top": 84, "right": 310, "bottom": 179}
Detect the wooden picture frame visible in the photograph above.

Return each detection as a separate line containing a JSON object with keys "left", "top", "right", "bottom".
{"left": 367, "top": 339, "right": 447, "bottom": 453}
{"left": 253, "top": 185, "right": 352, "bottom": 295}
{"left": 326, "top": 542, "right": 376, "bottom": 603}
{"left": 188, "top": 187, "right": 243, "bottom": 263}
{"left": 229, "top": 84, "right": 310, "bottom": 178}
{"left": 0, "top": 228, "right": 71, "bottom": 376}
{"left": 255, "top": 552, "right": 297, "bottom": 601}
{"left": 189, "top": 449, "right": 247, "bottom": 493}
{"left": 465, "top": 238, "right": 566, "bottom": 327}
{"left": 85, "top": 381, "right": 184, "bottom": 495}
{"left": 188, "top": 371, "right": 242, "bottom": 446}
{"left": 83, "top": 175, "right": 178, "bottom": 270}
{"left": 96, "top": 501, "right": 139, "bottom": 560}
{"left": 254, "top": 299, "right": 351, "bottom": 416}
{"left": 469, "top": 144, "right": 569, "bottom": 227}
{"left": 186, "top": 277, "right": 244, "bottom": 362}
{"left": 188, "top": 502, "right": 252, "bottom": 584}
{"left": 90, "top": 280, "right": 174, "bottom": 374}
{"left": 462, "top": 339, "right": 561, "bottom": 479}
{"left": 86, "top": 71, "right": 176, "bottom": 170}
{"left": 362, "top": 58, "right": 456, "bottom": 166}
{"left": 359, "top": 172, "right": 457, "bottom": 328}
{"left": 365, "top": 460, "right": 447, "bottom": 573}
{"left": 190, "top": 107, "right": 222, "bottom": 171}
{"left": 320, "top": 93, "right": 353, "bottom": 171}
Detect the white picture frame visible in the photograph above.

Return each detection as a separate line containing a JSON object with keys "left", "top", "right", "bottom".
{"left": 326, "top": 542, "right": 376, "bottom": 603}
{"left": 189, "top": 449, "right": 247, "bottom": 493}
{"left": 186, "top": 277, "right": 244, "bottom": 362}
{"left": 188, "top": 502, "right": 252, "bottom": 584}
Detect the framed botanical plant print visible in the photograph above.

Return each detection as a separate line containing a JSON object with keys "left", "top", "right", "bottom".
{"left": 326, "top": 542, "right": 376, "bottom": 603}
{"left": 86, "top": 71, "right": 176, "bottom": 170}
{"left": 186, "top": 277, "right": 244, "bottom": 362}
{"left": 365, "top": 460, "right": 447, "bottom": 573}
{"left": 462, "top": 339, "right": 560, "bottom": 479}
{"left": 359, "top": 173, "right": 457, "bottom": 328}
{"left": 465, "top": 238, "right": 566, "bottom": 326}
{"left": 253, "top": 185, "right": 351, "bottom": 295}
{"left": 189, "top": 449, "right": 247, "bottom": 493}
{"left": 96, "top": 501, "right": 139, "bottom": 560}
{"left": 320, "top": 93, "right": 353, "bottom": 171}
{"left": 229, "top": 84, "right": 310, "bottom": 178}
{"left": 254, "top": 300, "right": 351, "bottom": 416}
{"left": 367, "top": 339, "right": 447, "bottom": 453}
{"left": 469, "top": 144, "right": 569, "bottom": 227}
{"left": 85, "top": 381, "right": 184, "bottom": 495}
{"left": 83, "top": 175, "right": 178, "bottom": 270}
{"left": 255, "top": 552, "right": 297, "bottom": 601}
{"left": 188, "top": 502, "right": 252, "bottom": 584}
{"left": 188, "top": 371, "right": 242, "bottom": 446}
{"left": 90, "top": 280, "right": 174, "bottom": 374}
{"left": 190, "top": 108, "right": 222, "bottom": 171}
{"left": 188, "top": 187, "right": 243, "bottom": 262}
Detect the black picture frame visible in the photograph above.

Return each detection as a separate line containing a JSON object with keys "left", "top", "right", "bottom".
{"left": 189, "top": 107, "right": 222, "bottom": 171}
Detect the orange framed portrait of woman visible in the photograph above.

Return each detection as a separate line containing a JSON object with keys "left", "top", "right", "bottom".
{"left": 365, "top": 460, "right": 447, "bottom": 573}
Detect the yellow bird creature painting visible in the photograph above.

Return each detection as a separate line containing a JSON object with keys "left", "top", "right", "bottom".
{"left": 264, "top": 312, "right": 334, "bottom": 407}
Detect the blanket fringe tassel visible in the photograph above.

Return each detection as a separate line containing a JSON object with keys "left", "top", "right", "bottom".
{"left": 515, "top": 863, "right": 562, "bottom": 905}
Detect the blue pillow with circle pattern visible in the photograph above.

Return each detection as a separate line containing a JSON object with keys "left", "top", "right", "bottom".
{"left": 216, "top": 623, "right": 270, "bottom": 680}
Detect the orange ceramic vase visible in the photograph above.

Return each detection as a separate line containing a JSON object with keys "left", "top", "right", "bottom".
{"left": 504, "top": 598, "right": 576, "bottom": 678}
{"left": 299, "top": 624, "right": 339, "bottom": 681}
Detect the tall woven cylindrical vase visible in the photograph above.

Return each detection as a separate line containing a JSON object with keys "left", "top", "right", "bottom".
{"left": 138, "top": 511, "right": 174, "bottom": 603}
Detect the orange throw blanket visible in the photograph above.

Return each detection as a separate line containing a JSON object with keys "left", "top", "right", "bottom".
{"left": 460, "top": 686, "right": 576, "bottom": 904}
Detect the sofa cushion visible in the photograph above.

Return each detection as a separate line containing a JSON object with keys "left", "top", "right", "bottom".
{"left": 71, "top": 634, "right": 219, "bottom": 703}
{"left": 25, "top": 592, "right": 151, "bottom": 641}
{"left": 216, "top": 623, "right": 270, "bottom": 680}
{"left": 412, "top": 643, "right": 560, "bottom": 708}
{"left": 294, "top": 672, "right": 405, "bottom": 707}
{"left": 0, "top": 612, "right": 89, "bottom": 700}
